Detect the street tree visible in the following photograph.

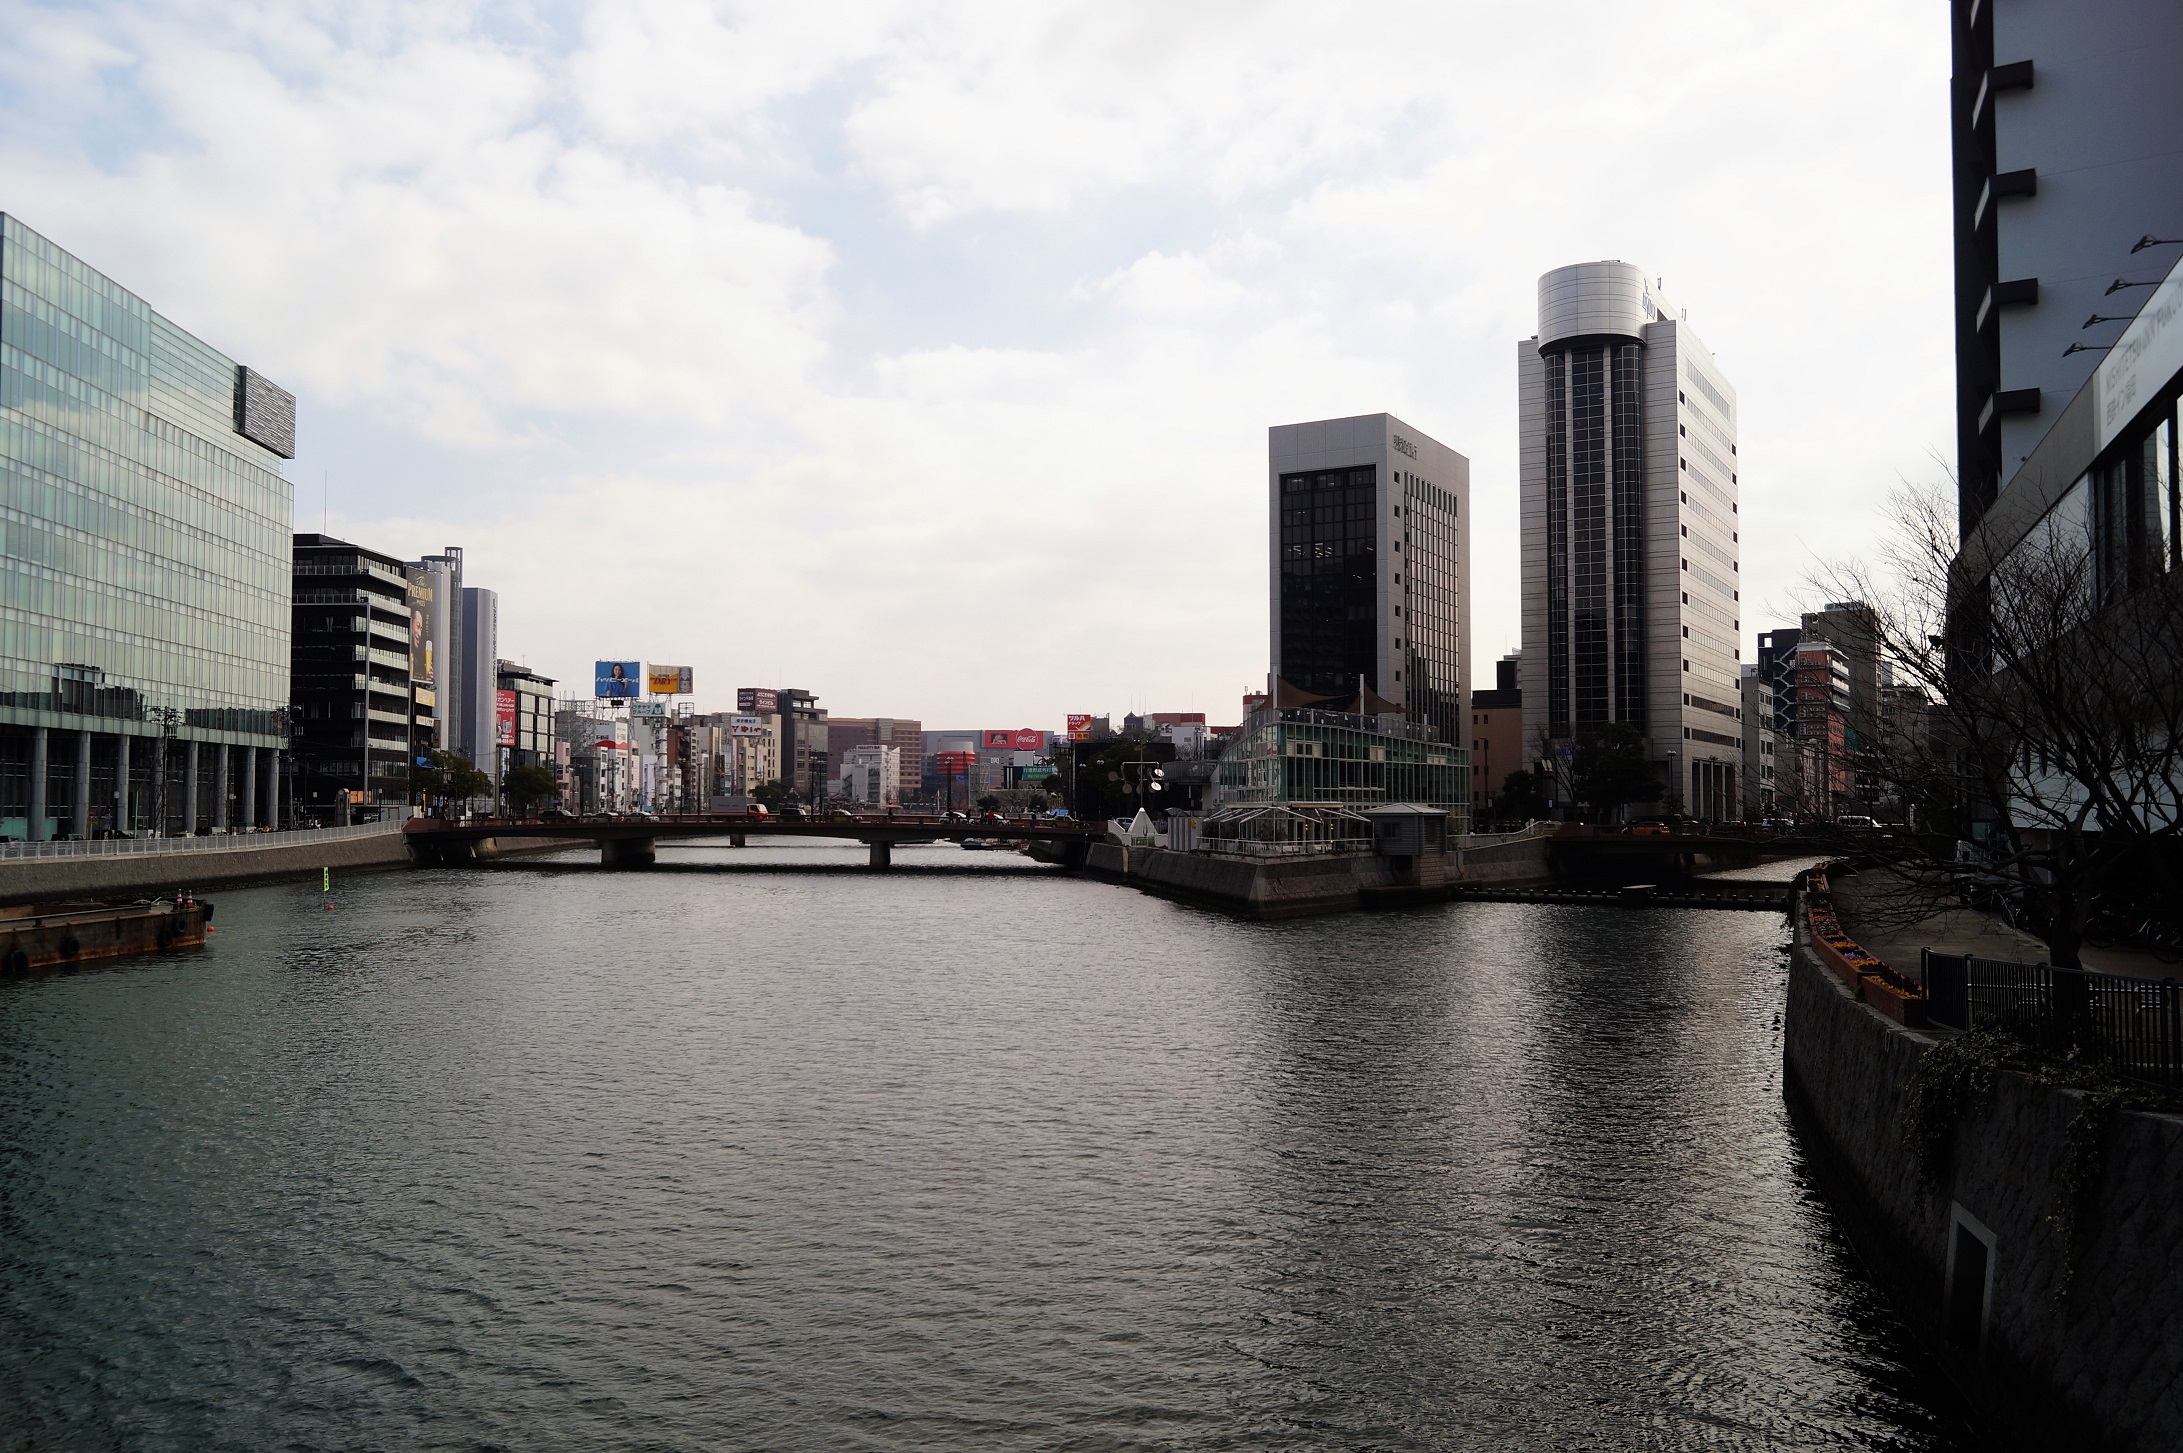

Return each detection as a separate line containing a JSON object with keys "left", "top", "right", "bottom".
{"left": 1494, "top": 769, "right": 1548, "bottom": 826}
{"left": 413, "top": 750, "right": 492, "bottom": 810}
{"left": 502, "top": 765, "right": 559, "bottom": 815}
{"left": 1567, "top": 723, "right": 1665, "bottom": 824}
{"left": 1813, "top": 480, "right": 2183, "bottom": 966}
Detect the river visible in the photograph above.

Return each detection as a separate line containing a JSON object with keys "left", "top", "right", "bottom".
{"left": 1, "top": 841, "right": 1973, "bottom": 1449}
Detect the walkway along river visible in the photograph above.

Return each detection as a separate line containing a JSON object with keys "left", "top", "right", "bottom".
{"left": 0, "top": 841, "right": 1980, "bottom": 1449}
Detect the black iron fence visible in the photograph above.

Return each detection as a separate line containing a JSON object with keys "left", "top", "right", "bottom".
{"left": 1921, "top": 951, "right": 2183, "bottom": 1088}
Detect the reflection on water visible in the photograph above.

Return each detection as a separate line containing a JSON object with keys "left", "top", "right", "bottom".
{"left": 0, "top": 841, "right": 1970, "bottom": 1449}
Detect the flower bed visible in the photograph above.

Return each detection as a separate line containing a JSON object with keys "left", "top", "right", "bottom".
{"left": 1807, "top": 867, "right": 1927, "bottom": 1028}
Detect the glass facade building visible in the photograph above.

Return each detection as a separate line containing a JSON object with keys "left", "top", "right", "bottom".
{"left": 0, "top": 214, "right": 294, "bottom": 838}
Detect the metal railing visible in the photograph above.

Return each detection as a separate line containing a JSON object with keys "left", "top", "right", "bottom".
{"left": 1921, "top": 951, "right": 2183, "bottom": 1088}
{"left": 0, "top": 817, "right": 407, "bottom": 861}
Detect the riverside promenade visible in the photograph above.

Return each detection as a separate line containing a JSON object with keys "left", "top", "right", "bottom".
{"left": 0, "top": 821, "right": 414, "bottom": 904}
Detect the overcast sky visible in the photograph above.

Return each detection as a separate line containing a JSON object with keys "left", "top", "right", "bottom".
{"left": 0, "top": 1, "right": 1953, "bottom": 729}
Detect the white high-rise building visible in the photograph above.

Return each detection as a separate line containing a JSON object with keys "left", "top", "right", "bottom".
{"left": 837, "top": 744, "right": 901, "bottom": 807}
{"left": 1518, "top": 261, "right": 1744, "bottom": 819}
{"left": 1269, "top": 412, "right": 1471, "bottom": 745}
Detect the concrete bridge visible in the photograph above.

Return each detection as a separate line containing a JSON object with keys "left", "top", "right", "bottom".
{"left": 403, "top": 812, "right": 1101, "bottom": 870}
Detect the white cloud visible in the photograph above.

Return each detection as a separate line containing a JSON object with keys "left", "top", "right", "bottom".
{"left": 0, "top": 0, "right": 1955, "bottom": 729}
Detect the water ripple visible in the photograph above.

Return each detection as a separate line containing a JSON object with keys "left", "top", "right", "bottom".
{"left": 0, "top": 844, "right": 1973, "bottom": 1449}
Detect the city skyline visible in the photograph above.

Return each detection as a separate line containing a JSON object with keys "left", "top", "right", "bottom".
{"left": 0, "top": 4, "right": 1952, "bottom": 727}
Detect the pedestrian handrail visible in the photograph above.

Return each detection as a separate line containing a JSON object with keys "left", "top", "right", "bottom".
{"left": 0, "top": 818, "right": 407, "bottom": 861}
{"left": 1920, "top": 950, "right": 2183, "bottom": 1089}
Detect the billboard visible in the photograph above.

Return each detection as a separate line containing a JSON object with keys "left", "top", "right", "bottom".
{"left": 727, "top": 714, "right": 768, "bottom": 737}
{"left": 630, "top": 700, "right": 667, "bottom": 718}
{"left": 983, "top": 728, "right": 1045, "bottom": 752}
{"left": 496, "top": 688, "right": 518, "bottom": 748}
{"left": 1067, "top": 714, "right": 1093, "bottom": 741}
{"left": 648, "top": 664, "right": 693, "bottom": 695}
{"left": 406, "top": 579, "right": 433, "bottom": 687}
{"left": 595, "top": 660, "right": 640, "bottom": 698}
{"left": 737, "top": 687, "right": 779, "bottom": 713}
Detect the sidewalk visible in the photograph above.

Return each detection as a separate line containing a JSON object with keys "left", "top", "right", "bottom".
{"left": 1828, "top": 867, "right": 2047, "bottom": 973}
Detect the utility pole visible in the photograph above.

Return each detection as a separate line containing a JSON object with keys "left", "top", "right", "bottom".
{"left": 149, "top": 706, "right": 178, "bottom": 837}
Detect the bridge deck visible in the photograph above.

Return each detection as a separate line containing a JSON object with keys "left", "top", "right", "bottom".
{"left": 405, "top": 813, "right": 1101, "bottom": 845}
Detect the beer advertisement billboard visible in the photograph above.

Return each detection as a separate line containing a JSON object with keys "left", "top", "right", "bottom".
{"left": 495, "top": 689, "right": 518, "bottom": 747}
{"left": 648, "top": 664, "right": 694, "bottom": 695}
{"left": 737, "top": 687, "right": 779, "bottom": 713}
{"left": 595, "top": 660, "right": 640, "bottom": 699}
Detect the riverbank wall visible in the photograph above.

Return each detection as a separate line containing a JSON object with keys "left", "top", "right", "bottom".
{"left": 0, "top": 829, "right": 597, "bottom": 904}
{"left": 0, "top": 826, "right": 416, "bottom": 904}
{"left": 1782, "top": 913, "right": 2183, "bottom": 1451}
{"left": 1086, "top": 833, "right": 1554, "bottom": 918}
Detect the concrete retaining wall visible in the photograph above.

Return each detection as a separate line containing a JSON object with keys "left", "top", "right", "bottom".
{"left": 1449, "top": 834, "right": 1553, "bottom": 885}
{"left": 0, "top": 830, "right": 414, "bottom": 903}
{"left": 1783, "top": 921, "right": 2183, "bottom": 1451}
{"left": 1090, "top": 834, "right": 1553, "bottom": 918}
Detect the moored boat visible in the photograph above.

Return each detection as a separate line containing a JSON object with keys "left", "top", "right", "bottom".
{"left": 0, "top": 896, "right": 214, "bottom": 975}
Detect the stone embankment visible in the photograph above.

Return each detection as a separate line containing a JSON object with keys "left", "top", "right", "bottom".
{"left": 1783, "top": 888, "right": 2183, "bottom": 1452}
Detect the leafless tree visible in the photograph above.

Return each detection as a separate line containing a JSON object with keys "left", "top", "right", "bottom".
{"left": 1810, "top": 480, "right": 2183, "bottom": 966}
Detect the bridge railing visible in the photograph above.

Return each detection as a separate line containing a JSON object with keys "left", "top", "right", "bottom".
{"left": 0, "top": 817, "right": 408, "bottom": 861}
{"left": 410, "top": 811, "right": 1096, "bottom": 834}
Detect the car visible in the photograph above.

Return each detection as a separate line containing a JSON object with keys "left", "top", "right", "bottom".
{"left": 940, "top": 810, "right": 968, "bottom": 822}
{"left": 1836, "top": 815, "right": 1881, "bottom": 830}
{"left": 744, "top": 803, "right": 771, "bottom": 818}
{"left": 777, "top": 804, "right": 808, "bottom": 820}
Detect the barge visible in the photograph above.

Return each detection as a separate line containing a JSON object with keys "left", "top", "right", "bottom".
{"left": 0, "top": 895, "right": 214, "bottom": 974}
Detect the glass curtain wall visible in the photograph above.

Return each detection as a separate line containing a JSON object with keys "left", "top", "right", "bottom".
{"left": 1, "top": 215, "right": 293, "bottom": 836}
{"left": 1278, "top": 466, "right": 1378, "bottom": 696}
{"left": 1543, "top": 341, "right": 1646, "bottom": 739}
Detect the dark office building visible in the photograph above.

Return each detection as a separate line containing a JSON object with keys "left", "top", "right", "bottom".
{"left": 0, "top": 214, "right": 294, "bottom": 838}
{"left": 1754, "top": 628, "right": 1799, "bottom": 738}
{"left": 290, "top": 534, "right": 414, "bottom": 817}
{"left": 778, "top": 688, "right": 827, "bottom": 802}
{"left": 1269, "top": 412, "right": 1471, "bottom": 745}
